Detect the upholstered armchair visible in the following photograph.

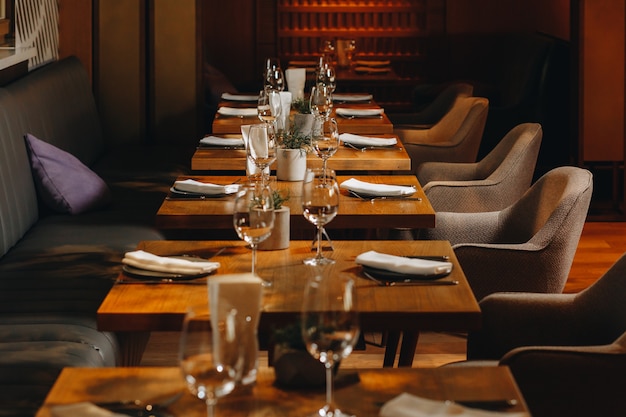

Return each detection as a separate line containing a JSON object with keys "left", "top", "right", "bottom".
{"left": 417, "top": 123, "right": 543, "bottom": 212}
{"left": 388, "top": 83, "right": 474, "bottom": 129}
{"left": 395, "top": 96, "right": 489, "bottom": 175}
{"left": 460, "top": 254, "right": 626, "bottom": 417}
{"left": 419, "top": 166, "right": 593, "bottom": 300}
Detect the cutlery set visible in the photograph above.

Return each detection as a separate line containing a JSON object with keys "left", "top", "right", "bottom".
{"left": 348, "top": 190, "right": 422, "bottom": 202}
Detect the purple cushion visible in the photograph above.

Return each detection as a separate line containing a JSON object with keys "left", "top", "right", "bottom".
{"left": 25, "top": 133, "right": 111, "bottom": 214}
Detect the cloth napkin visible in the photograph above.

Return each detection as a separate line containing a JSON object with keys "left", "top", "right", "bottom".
{"left": 221, "top": 92, "right": 259, "bottom": 102}
{"left": 51, "top": 402, "right": 129, "bottom": 417}
{"left": 209, "top": 273, "right": 263, "bottom": 385}
{"left": 336, "top": 108, "right": 384, "bottom": 117}
{"left": 122, "top": 250, "right": 220, "bottom": 275}
{"left": 356, "top": 251, "right": 452, "bottom": 276}
{"left": 340, "top": 178, "right": 416, "bottom": 197}
{"left": 380, "top": 393, "right": 529, "bottom": 417}
{"left": 332, "top": 93, "right": 373, "bottom": 102}
{"left": 173, "top": 179, "right": 240, "bottom": 195}
{"left": 199, "top": 136, "right": 245, "bottom": 147}
{"left": 339, "top": 133, "right": 397, "bottom": 147}
{"left": 217, "top": 107, "right": 258, "bottom": 117}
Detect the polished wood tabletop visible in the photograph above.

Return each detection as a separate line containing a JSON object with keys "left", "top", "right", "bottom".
{"left": 155, "top": 175, "right": 435, "bottom": 234}
{"left": 212, "top": 103, "right": 394, "bottom": 134}
{"left": 37, "top": 366, "right": 529, "bottom": 417}
{"left": 98, "top": 240, "right": 480, "bottom": 366}
{"left": 191, "top": 134, "right": 411, "bottom": 172}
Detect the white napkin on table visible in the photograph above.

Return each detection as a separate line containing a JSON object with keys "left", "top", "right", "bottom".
{"left": 340, "top": 178, "right": 415, "bottom": 197}
{"left": 339, "top": 133, "right": 397, "bottom": 147}
{"left": 221, "top": 92, "right": 259, "bottom": 102}
{"left": 217, "top": 107, "right": 258, "bottom": 117}
{"left": 356, "top": 251, "right": 452, "bottom": 276}
{"left": 199, "top": 136, "right": 245, "bottom": 147}
{"left": 173, "top": 179, "right": 240, "bottom": 195}
{"left": 122, "top": 250, "right": 220, "bottom": 275}
{"left": 380, "top": 393, "right": 529, "bottom": 417}
{"left": 51, "top": 402, "right": 130, "bottom": 417}
{"left": 332, "top": 93, "right": 373, "bottom": 102}
{"left": 336, "top": 108, "right": 384, "bottom": 117}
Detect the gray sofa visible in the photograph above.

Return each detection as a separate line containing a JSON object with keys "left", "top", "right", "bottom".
{"left": 0, "top": 56, "right": 191, "bottom": 416}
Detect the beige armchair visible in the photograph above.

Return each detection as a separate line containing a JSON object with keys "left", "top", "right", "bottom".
{"left": 389, "top": 83, "right": 474, "bottom": 129}
{"left": 417, "top": 123, "right": 543, "bottom": 212}
{"left": 460, "top": 253, "right": 626, "bottom": 417}
{"left": 395, "top": 96, "right": 489, "bottom": 175}
{"left": 420, "top": 166, "right": 593, "bottom": 300}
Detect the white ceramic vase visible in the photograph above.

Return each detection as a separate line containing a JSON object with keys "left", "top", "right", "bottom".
{"left": 258, "top": 207, "right": 290, "bottom": 250}
{"left": 276, "top": 148, "right": 307, "bottom": 181}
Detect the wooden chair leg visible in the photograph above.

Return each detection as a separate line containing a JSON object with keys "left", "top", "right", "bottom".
{"left": 383, "top": 331, "right": 401, "bottom": 367}
{"left": 398, "top": 331, "right": 419, "bottom": 367}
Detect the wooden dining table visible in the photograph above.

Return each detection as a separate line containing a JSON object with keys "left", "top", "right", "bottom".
{"left": 191, "top": 133, "right": 411, "bottom": 172}
{"left": 155, "top": 174, "right": 435, "bottom": 238}
{"left": 97, "top": 240, "right": 481, "bottom": 367}
{"left": 212, "top": 101, "right": 394, "bottom": 135}
{"left": 36, "top": 366, "right": 530, "bottom": 417}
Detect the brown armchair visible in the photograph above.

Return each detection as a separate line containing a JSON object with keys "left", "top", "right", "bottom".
{"left": 394, "top": 96, "right": 489, "bottom": 175}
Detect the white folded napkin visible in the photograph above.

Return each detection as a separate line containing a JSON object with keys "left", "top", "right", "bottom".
{"left": 217, "top": 107, "right": 258, "bottom": 117}
{"left": 221, "top": 92, "right": 259, "bottom": 102}
{"left": 356, "top": 251, "right": 452, "bottom": 276}
{"left": 336, "top": 108, "right": 384, "bottom": 117}
{"left": 209, "top": 273, "right": 263, "bottom": 385}
{"left": 122, "top": 250, "right": 220, "bottom": 275}
{"left": 332, "top": 93, "right": 373, "bottom": 102}
{"left": 340, "top": 178, "right": 415, "bottom": 197}
{"left": 173, "top": 179, "right": 239, "bottom": 195}
{"left": 380, "top": 393, "right": 529, "bottom": 417}
{"left": 51, "top": 402, "right": 130, "bottom": 417}
{"left": 339, "top": 133, "right": 397, "bottom": 147}
{"left": 199, "top": 136, "right": 245, "bottom": 147}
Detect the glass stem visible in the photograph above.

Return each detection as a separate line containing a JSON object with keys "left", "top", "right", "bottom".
{"left": 251, "top": 245, "right": 257, "bottom": 276}
{"left": 325, "top": 361, "right": 334, "bottom": 408}
{"left": 206, "top": 400, "right": 216, "bottom": 417}
{"left": 316, "top": 226, "right": 324, "bottom": 259}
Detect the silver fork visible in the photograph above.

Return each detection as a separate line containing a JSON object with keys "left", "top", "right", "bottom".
{"left": 349, "top": 190, "right": 421, "bottom": 203}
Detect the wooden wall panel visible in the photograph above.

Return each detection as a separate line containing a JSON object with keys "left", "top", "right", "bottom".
{"left": 580, "top": 0, "right": 625, "bottom": 161}
{"left": 58, "top": 0, "right": 92, "bottom": 75}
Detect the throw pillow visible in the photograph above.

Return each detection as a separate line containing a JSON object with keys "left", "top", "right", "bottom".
{"left": 24, "top": 133, "right": 111, "bottom": 214}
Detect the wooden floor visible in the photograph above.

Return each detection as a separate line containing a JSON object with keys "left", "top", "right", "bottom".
{"left": 140, "top": 221, "right": 626, "bottom": 369}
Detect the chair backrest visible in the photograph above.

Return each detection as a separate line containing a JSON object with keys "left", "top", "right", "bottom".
{"left": 394, "top": 83, "right": 474, "bottom": 127}
{"left": 419, "top": 123, "right": 543, "bottom": 212}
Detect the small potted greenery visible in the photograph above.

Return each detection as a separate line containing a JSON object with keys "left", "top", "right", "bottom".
{"left": 258, "top": 190, "right": 291, "bottom": 251}
{"left": 271, "top": 322, "right": 329, "bottom": 388}
{"left": 276, "top": 119, "right": 311, "bottom": 181}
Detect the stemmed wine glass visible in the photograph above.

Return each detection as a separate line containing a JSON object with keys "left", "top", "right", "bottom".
{"left": 264, "top": 58, "right": 285, "bottom": 92}
{"left": 233, "top": 182, "right": 275, "bottom": 286}
{"left": 302, "top": 168, "right": 339, "bottom": 265}
{"left": 311, "top": 117, "right": 339, "bottom": 174}
{"left": 246, "top": 123, "right": 277, "bottom": 185}
{"left": 310, "top": 85, "right": 333, "bottom": 121}
{"left": 317, "top": 62, "right": 337, "bottom": 93}
{"left": 257, "top": 88, "right": 282, "bottom": 126}
{"left": 179, "top": 304, "right": 241, "bottom": 417}
{"left": 301, "top": 275, "right": 360, "bottom": 417}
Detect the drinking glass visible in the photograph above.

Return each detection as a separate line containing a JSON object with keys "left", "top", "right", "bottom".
{"left": 179, "top": 304, "right": 241, "bottom": 417}
{"left": 311, "top": 117, "right": 339, "bottom": 173}
{"left": 233, "top": 183, "right": 275, "bottom": 284}
{"left": 246, "top": 123, "right": 277, "bottom": 184}
{"left": 264, "top": 58, "right": 285, "bottom": 91}
{"left": 310, "top": 85, "right": 333, "bottom": 120}
{"left": 257, "top": 89, "right": 282, "bottom": 126}
{"left": 317, "top": 63, "right": 336, "bottom": 93}
{"left": 301, "top": 275, "right": 360, "bottom": 417}
{"left": 302, "top": 168, "right": 339, "bottom": 265}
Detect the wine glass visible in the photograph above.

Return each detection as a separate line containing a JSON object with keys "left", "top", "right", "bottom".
{"left": 302, "top": 168, "right": 339, "bottom": 265}
{"left": 233, "top": 183, "right": 275, "bottom": 285}
{"left": 257, "top": 88, "right": 282, "bottom": 126}
{"left": 317, "top": 63, "right": 337, "bottom": 93}
{"left": 179, "top": 304, "right": 241, "bottom": 417}
{"left": 246, "top": 123, "right": 277, "bottom": 184}
{"left": 264, "top": 58, "right": 285, "bottom": 91}
{"left": 310, "top": 85, "right": 333, "bottom": 120}
{"left": 301, "top": 275, "right": 360, "bottom": 417}
{"left": 311, "top": 117, "right": 339, "bottom": 173}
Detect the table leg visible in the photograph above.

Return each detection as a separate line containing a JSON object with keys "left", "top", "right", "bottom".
{"left": 383, "top": 331, "right": 400, "bottom": 367}
{"left": 398, "top": 331, "right": 420, "bottom": 367}
{"left": 115, "top": 332, "right": 151, "bottom": 366}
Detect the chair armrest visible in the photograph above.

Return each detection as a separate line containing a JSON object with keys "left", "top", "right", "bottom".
{"left": 423, "top": 180, "right": 506, "bottom": 212}
{"left": 417, "top": 161, "right": 479, "bottom": 184}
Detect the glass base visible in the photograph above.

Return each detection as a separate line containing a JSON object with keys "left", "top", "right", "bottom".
{"left": 303, "top": 256, "right": 336, "bottom": 266}
{"left": 311, "top": 404, "right": 355, "bottom": 417}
